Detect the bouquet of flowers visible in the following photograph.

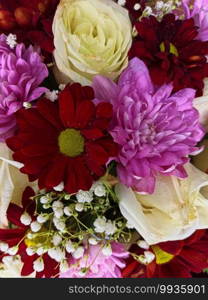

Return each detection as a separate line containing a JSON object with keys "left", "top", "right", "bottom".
{"left": 0, "top": 0, "right": 208, "bottom": 278}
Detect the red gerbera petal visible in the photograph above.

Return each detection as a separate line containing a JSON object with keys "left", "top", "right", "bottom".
{"left": 6, "top": 83, "right": 117, "bottom": 194}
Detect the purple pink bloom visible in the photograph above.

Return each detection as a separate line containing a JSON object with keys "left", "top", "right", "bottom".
{"left": 60, "top": 242, "right": 129, "bottom": 278}
{"left": 182, "top": 0, "right": 208, "bottom": 42}
{"left": 0, "top": 33, "right": 48, "bottom": 141}
{"left": 93, "top": 58, "right": 205, "bottom": 194}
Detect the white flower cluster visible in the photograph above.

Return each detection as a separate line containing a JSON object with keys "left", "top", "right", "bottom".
{"left": 93, "top": 216, "right": 117, "bottom": 236}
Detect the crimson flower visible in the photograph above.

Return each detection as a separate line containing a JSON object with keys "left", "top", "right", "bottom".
{"left": 122, "top": 230, "right": 208, "bottom": 278}
{"left": 130, "top": 14, "right": 208, "bottom": 96}
{"left": 7, "top": 83, "right": 117, "bottom": 194}
{"left": 0, "top": 187, "right": 59, "bottom": 278}
{"left": 123, "top": 0, "right": 145, "bottom": 23}
{"left": 0, "top": 0, "right": 59, "bottom": 61}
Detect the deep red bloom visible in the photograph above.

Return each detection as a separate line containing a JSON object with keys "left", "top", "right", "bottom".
{"left": 0, "top": 0, "right": 59, "bottom": 61}
{"left": 7, "top": 83, "right": 117, "bottom": 194}
{"left": 0, "top": 187, "right": 59, "bottom": 278}
{"left": 123, "top": 0, "right": 145, "bottom": 23}
{"left": 122, "top": 230, "right": 208, "bottom": 278}
{"left": 130, "top": 14, "right": 208, "bottom": 96}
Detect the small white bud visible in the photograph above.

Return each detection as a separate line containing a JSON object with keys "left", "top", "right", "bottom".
{"left": 65, "top": 240, "right": 75, "bottom": 254}
{"left": 37, "top": 214, "right": 48, "bottom": 224}
{"left": 40, "top": 196, "right": 49, "bottom": 204}
{"left": 54, "top": 208, "right": 64, "bottom": 218}
{"left": 53, "top": 182, "right": 64, "bottom": 192}
{"left": 88, "top": 238, "right": 98, "bottom": 245}
{"left": 7, "top": 246, "right": 18, "bottom": 256}
{"left": 6, "top": 34, "right": 17, "bottom": 49}
{"left": 93, "top": 216, "right": 106, "bottom": 233}
{"left": 76, "top": 190, "right": 93, "bottom": 203}
{"left": 134, "top": 3, "right": 141, "bottom": 11}
{"left": 20, "top": 212, "right": 32, "bottom": 226}
{"left": 33, "top": 257, "right": 44, "bottom": 272}
{"left": 72, "top": 246, "right": 84, "bottom": 259}
{"left": 30, "top": 221, "right": 41, "bottom": 233}
{"left": 137, "top": 240, "right": 149, "bottom": 250}
{"left": 60, "top": 260, "right": 69, "bottom": 273}
{"left": 52, "top": 200, "right": 64, "bottom": 210}
{"left": 23, "top": 102, "right": 32, "bottom": 109}
{"left": 36, "top": 247, "right": 45, "bottom": 256}
{"left": 45, "top": 90, "right": 59, "bottom": 102}
{"left": 52, "top": 234, "right": 62, "bottom": 246}
{"left": 0, "top": 242, "right": 9, "bottom": 253}
{"left": 105, "top": 221, "right": 117, "bottom": 236}
{"left": 64, "top": 206, "right": 72, "bottom": 217}
{"left": 27, "top": 233, "right": 34, "bottom": 239}
{"left": 59, "top": 84, "right": 66, "bottom": 91}
{"left": 26, "top": 247, "right": 35, "bottom": 256}
{"left": 91, "top": 182, "right": 106, "bottom": 197}
{"left": 102, "top": 244, "right": 112, "bottom": 256}
{"left": 118, "top": 0, "right": 126, "bottom": 6}
{"left": 144, "top": 251, "right": 155, "bottom": 264}
{"left": 75, "top": 203, "right": 84, "bottom": 212}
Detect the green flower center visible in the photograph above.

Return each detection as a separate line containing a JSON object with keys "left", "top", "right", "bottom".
{"left": 160, "top": 42, "right": 179, "bottom": 57}
{"left": 58, "top": 129, "right": 84, "bottom": 157}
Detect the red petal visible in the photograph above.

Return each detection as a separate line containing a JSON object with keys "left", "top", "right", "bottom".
{"left": 65, "top": 160, "right": 78, "bottom": 194}
{"left": 7, "top": 204, "right": 25, "bottom": 228}
{"left": 37, "top": 99, "right": 63, "bottom": 131}
{"left": 86, "top": 142, "right": 108, "bottom": 165}
{"left": 44, "top": 154, "right": 67, "bottom": 188}
{"left": 75, "top": 100, "right": 95, "bottom": 128}
{"left": 96, "top": 102, "right": 113, "bottom": 119}
{"left": 22, "top": 186, "right": 36, "bottom": 214}
{"left": 81, "top": 128, "right": 104, "bottom": 140}
{"left": 59, "top": 87, "right": 76, "bottom": 127}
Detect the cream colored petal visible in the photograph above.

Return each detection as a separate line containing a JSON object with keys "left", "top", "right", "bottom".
{"left": 52, "top": 0, "right": 132, "bottom": 85}
{"left": 194, "top": 78, "right": 208, "bottom": 131}
{"left": 117, "top": 163, "right": 208, "bottom": 245}
{"left": 0, "top": 143, "right": 38, "bottom": 228}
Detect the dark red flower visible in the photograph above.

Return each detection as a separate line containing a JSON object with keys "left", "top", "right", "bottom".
{"left": 7, "top": 83, "right": 117, "bottom": 194}
{"left": 123, "top": 0, "right": 145, "bottom": 23}
{"left": 122, "top": 230, "right": 208, "bottom": 278}
{"left": 0, "top": 187, "right": 59, "bottom": 278}
{"left": 0, "top": 0, "right": 59, "bottom": 61}
{"left": 130, "top": 14, "right": 208, "bottom": 96}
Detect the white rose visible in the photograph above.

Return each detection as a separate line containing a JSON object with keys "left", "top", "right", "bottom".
{"left": 0, "top": 143, "right": 38, "bottom": 228}
{"left": 52, "top": 0, "right": 132, "bottom": 85}
{"left": 116, "top": 163, "right": 208, "bottom": 245}
{"left": 0, "top": 256, "right": 35, "bottom": 278}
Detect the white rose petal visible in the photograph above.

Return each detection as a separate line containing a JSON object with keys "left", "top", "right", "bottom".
{"left": 52, "top": 0, "right": 132, "bottom": 86}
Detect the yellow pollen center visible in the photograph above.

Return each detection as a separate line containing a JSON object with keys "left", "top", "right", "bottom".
{"left": 160, "top": 42, "right": 179, "bottom": 57}
{"left": 151, "top": 245, "right": 174, "bottom": 265}
{"left": 58, "top": 128, "right": 84, "bottom": 157}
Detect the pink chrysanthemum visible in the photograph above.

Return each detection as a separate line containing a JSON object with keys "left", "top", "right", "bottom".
{"left": 60, "top": 242, "right": 129, "bottom": 278}
{"left": 0, "top": 33, "right": 48, "bottom": 141}
{"left": 182, "top": 0, "right": 208, "bottom": 41}
{"left": 93, "top": 58, "right": 205, "bottom": 194}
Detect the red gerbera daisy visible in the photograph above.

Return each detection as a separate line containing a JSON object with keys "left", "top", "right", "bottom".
{"left": 129, "top": 14, "right": 208, "bottom": 96}
{"left": 6, "top": 83, "right": 117, "bottom": 194}
{"left": 0, "top": 0, "right": 59, "bottom": 61}
{"left": 0, "top": 187, "right": 59, "bottom": 278}
{"left": 122, "top": 230, "right": 208, "bottom": 278}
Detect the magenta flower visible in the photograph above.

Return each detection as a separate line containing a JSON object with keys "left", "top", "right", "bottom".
{"left": 60, "top": 242, "right": 129, "bottom": 278}
{"left": 93, "top": 58, "right": 205, "bottom": 194}
{"left": 0, "top": 34, "right": 48, "bottom": 141}
{"left": 182, "top": 0, "right": 208, "bottom": 41}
